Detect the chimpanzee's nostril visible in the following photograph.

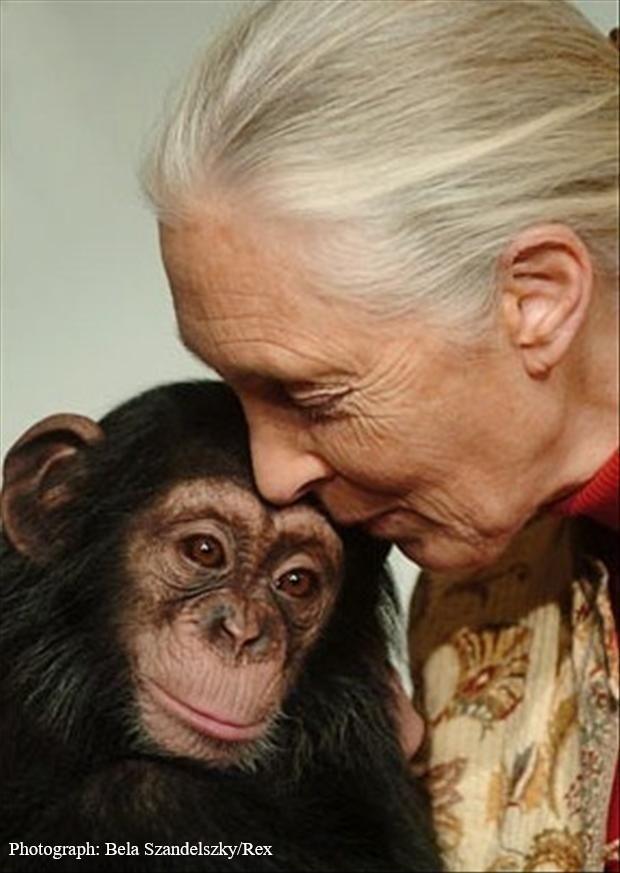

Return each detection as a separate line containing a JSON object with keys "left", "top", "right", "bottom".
{"left": 221, "top": 609, "right": 261, "bottom": 648}
{"left": 202, "top": 600, "right": 270, "bottom": 658}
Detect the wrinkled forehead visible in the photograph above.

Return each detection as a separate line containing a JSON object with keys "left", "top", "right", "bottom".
{"left": 138, "top": 477, "right": 343, "bottom": 554}
{"left": 159, "top": 213, "right": 361, "bottom": 373}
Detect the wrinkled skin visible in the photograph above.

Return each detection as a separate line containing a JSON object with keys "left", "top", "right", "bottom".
{"left": 160, "top": 206, "right": 617, "bottom": 572}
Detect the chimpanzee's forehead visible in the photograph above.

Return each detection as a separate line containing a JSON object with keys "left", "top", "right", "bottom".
{"left": 138, "top": 477, "right": 343, "bottom": 552}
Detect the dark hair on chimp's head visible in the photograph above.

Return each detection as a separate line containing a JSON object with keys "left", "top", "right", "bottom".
{"left": 96, "top": 379, "right": 253, "bottom": 494}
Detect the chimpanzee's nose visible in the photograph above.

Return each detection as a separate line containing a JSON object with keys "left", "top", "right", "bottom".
{"left": 202, "top": 599, "right": 276, "bottom": 660}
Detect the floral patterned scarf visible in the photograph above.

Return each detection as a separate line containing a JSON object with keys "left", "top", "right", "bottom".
{"left": 409, "top": 515, "right": 619, "bottom": 872}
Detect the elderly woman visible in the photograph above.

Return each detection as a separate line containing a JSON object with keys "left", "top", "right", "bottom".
{"left": 141, "top": 1, "right": 618, "bottom": 869}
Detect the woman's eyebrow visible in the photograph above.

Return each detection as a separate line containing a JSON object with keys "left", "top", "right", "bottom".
{"left": 175, "top": 335, "right": 269, "bottom": 385}
{"left": 176, "top": 325, "right": 356, "bottom": 386}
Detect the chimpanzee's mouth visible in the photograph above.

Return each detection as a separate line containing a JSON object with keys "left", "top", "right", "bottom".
{"left": 146, "top": 679, "right": 269, "bottom": 743}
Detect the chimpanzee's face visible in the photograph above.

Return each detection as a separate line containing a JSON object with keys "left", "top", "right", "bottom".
{"left": 0, "top": 391, "right": 346, "bottom": 770}
{"left": 123, "top": 477, "right": 343, "bottom": 767}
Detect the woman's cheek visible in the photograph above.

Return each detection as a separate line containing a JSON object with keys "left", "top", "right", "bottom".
{"left": 320, "top": 421, "right": 394, "bottom": 477}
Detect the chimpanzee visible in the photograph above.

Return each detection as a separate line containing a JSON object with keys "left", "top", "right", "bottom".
{"left": 0, "top": 381, "right": 440, "bottom": 872}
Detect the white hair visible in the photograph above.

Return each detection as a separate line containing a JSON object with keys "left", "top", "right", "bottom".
{"left": 141, "top": 0, "right": 619, "bottom": 328}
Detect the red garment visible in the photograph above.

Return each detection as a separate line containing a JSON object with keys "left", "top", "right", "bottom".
{"left": 555, "top": 448, "right": 619, "bottom": 871}
{"left": 554, "top": 450, "right": 619, "bottom": 529}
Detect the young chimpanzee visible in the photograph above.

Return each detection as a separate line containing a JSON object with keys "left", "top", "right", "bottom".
{"left": 0, "top": 381, "right": 440, "bottom": 872}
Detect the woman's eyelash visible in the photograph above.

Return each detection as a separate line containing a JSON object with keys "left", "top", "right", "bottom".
{"left": 286, "top": 390, "right": 351, "bottom": 422}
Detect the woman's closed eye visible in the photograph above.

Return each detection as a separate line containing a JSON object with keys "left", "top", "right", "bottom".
{"left": 284, "top": 384, "right": 353, "bottom": 423}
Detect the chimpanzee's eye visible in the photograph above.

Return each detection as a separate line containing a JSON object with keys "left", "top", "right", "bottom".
{"left": 180, "top": 534, "right": 225, "bottom": 569}
{"left": 274, "top": 568, "right": 318, "bottom": 599}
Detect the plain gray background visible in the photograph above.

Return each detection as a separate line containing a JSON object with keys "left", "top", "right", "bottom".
{"left": 1, "top": 0, "right": 617, "bottom": 455}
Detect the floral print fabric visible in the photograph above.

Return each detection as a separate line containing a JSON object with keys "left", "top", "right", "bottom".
{"left": 409, "top": 516, "right": 619, "bottom": 872}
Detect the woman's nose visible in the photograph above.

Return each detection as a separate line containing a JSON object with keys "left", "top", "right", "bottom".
{"left": 249, "top": 415, "right": 334, "bottom": 506}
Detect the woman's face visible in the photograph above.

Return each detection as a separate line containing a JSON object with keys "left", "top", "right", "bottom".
{"left": 160, "top": 208, "right": 552, "bottom": 572}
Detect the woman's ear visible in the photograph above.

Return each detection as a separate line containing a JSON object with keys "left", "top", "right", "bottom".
{"left": 1, "top": 414, "right": 104, "bottom": 559}
{"left": 498, "top": 224, "right": 593, "bottom": 379}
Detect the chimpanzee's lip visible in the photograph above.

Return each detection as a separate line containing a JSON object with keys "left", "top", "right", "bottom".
{"left": 147, "top": 679, "right": 268, "bottom": 742}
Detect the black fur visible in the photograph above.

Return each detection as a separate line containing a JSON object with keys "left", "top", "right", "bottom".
{"left": 0, "top": 381, "right": 440, "bottom": 872}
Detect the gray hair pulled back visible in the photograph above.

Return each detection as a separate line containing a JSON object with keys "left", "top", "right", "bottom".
{"left": 142, "top": 0, "right": 619, "bottom": 329}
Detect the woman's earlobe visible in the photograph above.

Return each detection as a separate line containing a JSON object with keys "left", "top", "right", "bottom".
{"left": 498, "top": 224, "right": 593, "bottom": 379}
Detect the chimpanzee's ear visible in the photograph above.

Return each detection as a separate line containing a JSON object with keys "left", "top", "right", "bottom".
{"left": 1, "top": 414, "right": 104, "bottom": 558}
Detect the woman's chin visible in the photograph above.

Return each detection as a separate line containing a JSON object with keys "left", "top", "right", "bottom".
{"left": 396, "top": 531, "right": 513, "bottom": 574}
